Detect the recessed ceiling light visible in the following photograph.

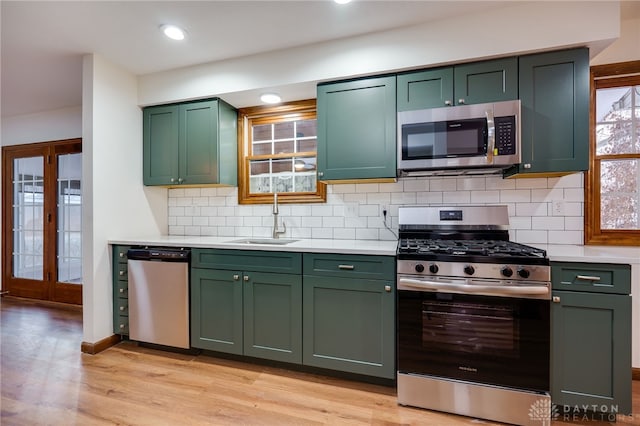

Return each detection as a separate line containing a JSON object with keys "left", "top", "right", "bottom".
{"left": 260, "top": 93, "right": 282, "bottom": 104}
{"left": 334, "top": 0, "right": 352, "bottom": 4}
{"left": 160, "top": 24, "right": 186, "bottom": 41}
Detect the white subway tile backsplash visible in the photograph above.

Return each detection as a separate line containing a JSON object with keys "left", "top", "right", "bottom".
{"left": 403, "top": 178, "right": 429, "bottom": 192}
{"left": 167, "top": 174, "right": 585, "bottom": 245}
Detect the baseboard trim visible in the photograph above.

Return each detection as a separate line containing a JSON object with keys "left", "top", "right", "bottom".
{"left": 81, "top": 334, "right": 121, "bottom": 355}
{"left": 633, "top": 368, "right": 640, "bottom": 381}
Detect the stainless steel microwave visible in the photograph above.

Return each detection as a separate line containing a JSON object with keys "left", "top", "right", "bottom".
{"left": 397, "top": 99, "right": 521, "bottom": 176}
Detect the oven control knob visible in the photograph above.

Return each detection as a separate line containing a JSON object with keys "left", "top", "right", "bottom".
{"left": 463, "top": 265, "right": 475, "bottom": 275}
{"left": 518, "top": 268, "right": 531, "bottom": 279}
{"left": 429, "top": 263, "right": 439, "bottom": 274}
{"left": 414, "top": 264, "right": 425, "bottom": 273}
{"left": 501, "top": 266, "right": 513, "bottom": 277}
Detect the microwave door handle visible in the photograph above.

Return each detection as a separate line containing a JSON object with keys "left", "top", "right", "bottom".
{"left": 486, "top": 108, "right": 495, "bottom": 164}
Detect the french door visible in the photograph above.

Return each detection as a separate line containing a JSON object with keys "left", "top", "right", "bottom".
{"left": 2, "top": 139, "right": 82, "bottom": 304}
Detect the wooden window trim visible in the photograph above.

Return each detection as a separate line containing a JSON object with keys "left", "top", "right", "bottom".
{"left": 585, "top": 61, "right": 640, "bottom": 246}
{"left": 237, "top": 99, "right": 326, "bottom": 205}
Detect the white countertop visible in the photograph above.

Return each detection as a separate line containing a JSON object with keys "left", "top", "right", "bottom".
{"left": 531, "top": 244, "right": 640, "bottom": 265}
{"left": 108, "top": 236, "right": 398, "bottom": 256}
{"left": 108, "top": 236, "right": 639, "bottom": 264}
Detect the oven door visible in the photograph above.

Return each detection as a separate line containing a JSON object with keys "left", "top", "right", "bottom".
{"left": 397, "top": 277, "right": 550, "bottom": 393}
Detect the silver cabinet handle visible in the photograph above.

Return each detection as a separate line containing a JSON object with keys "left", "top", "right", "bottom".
{"left": 553, "top": 296, "right": 561, "bottom": 303}
{"left": 119, "top": 252, "right": 125, "bottom": 258}
{"left": 384, "top": 285, "right": 391, "bottom": 292}
{"left": 458, "top": 98, "right": 465, "bottom": 105}
{"left": 119, "top": 306, "right": 125, "bottom": 311}
{"left": 119, "top": 324, "right": 125, "bottom": 329}
{"left": 444, "top": 100, "right": 452, "bottom": 106}
{"left": 233, "top": 274, "right": 239, "bottom": 281}
{"left": 119, "top": 270, "right": 124, "bottom": 276}
{"left": 338, "top": 264, "right": 354, "bottom": 270}
{"left": 524, "top": 163, "right": 532, "bottom": 169}
{"left": 577, "top": 275, "right": 601, "bottom": 282}
{"left": 178, "top": 177, "right": 184, "bottom": 183}
{"left": 119, "top": 288, "right": 124, "bottom": 293}
{"left": 170, "top": 178, "right": 176, "bottom": 183}
{"left": 243, "top": 275, "right": 250, "bottom": 281}
{"left": 318, "top": 171, "right": 324, "bottom": 177}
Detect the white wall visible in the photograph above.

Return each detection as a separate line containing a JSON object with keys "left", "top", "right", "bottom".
{"left": 138, "top": 1, "right": 619, "bottom": 108}
{"left": 592, "top": 15, "right": 640, "bottom": 65}
{"left": 1, "top": 106, "right": 82, "bottom": 146}
{"left": 81, "top": 54, "right": 168, "bottom": 345}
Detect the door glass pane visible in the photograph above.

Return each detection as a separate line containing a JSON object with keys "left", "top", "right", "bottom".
{"left": 57, "top": 153, "right": 82, "bottom": 284}
{"left": 12, "top": 157, "right": 44, "bottom": 280}
{"left": 600, "top": 159, "right": 639, "bottom": 230}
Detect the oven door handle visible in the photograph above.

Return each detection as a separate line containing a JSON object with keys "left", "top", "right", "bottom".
{"left": 398, "top": 278, "right": 549, "bottom": 297}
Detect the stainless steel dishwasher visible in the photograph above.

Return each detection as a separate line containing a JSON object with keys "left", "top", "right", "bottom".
{"left": 127, "top": 247, "right": 190, "bottom": 349}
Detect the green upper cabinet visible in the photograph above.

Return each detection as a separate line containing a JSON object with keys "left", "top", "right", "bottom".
{"left": 317, "top": 75, "right": 397, "bottom": 181}
{"left": 506, "top": 47, "right": 589, "bottom": 177}
{"left": 143, "top": 98, "right": 237, "bottom": 186}
{"left": 397, "top": 57, "right": 517, "bottom": 111}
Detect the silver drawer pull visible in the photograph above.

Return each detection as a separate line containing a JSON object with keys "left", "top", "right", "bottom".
{"left": 119, "top": 288, "right": 124, "bottom": 293}
{"left": 338, "top": 264, "right": 354, "bottom": 270}
{"left": 119, "top": 271, "right": 125, "bottom": 276}
{"left": 384, "top": 285, "right": 391, "bottom": 292}
{"left": 119, "top": 306, "right": 125, "bottom": 311}
{"left": 119, "top": 252, "right": 125, "bottom": 258}
{"left": 233, "top": 274, "right": 240, "bottom": 281}
{"left": 119, "top": 324, "right": 125, "bottom": 329}
{"left": 576, "top": 275, "right": 601, "bottom": 282}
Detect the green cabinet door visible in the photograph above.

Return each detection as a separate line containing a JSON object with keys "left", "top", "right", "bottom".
{"left": 190, "top": 268, "right": 243, "bottom": 354}
{"left": 397, "top": 57, "right": 517, "bottom": 111}
{"left": 112, "top": 245, "right": 130, "bottom": 335}
{"left": 302, "top": 275, "right": 395, "bottom": 379}
{"left": 143, "top": 98, "right": 237, "bottom": 186}
{"left": 551, "top": 290, "right": 631, "bottom": 414}
{"left": 397, "top": 67, "right": 454, "bottom": 111}
{"left": 453, "top": 57, "right": 518, "bottom": 105}
{"left": 243, "top": 271, "right": 302, "bottom": 363}
{"left": 507, "top": 48, "right": 589, "bottom": 176}
{"left": 143, "top": 105, "right": 180, "bottom": 185}
{"left": 317, "top": 75, "right": 397, "bottom": 180}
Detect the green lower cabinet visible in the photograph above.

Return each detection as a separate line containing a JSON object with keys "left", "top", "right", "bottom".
{"left": 243, "top": 272, "right": 302, "bottom": 363}
{"left": 190, "top": 268, "right": 244, "bottom": 354}
{"left": 551, "top": 261, "right": 632, "bottom": 415}
{"left": 302, "top": 275, "right": 395, "bottom": 379}
{"left": 112, "top": 245, "right": 130, "bottom": 336}
{"left": 190, "top": 249, "right": 303, "bottom": 364}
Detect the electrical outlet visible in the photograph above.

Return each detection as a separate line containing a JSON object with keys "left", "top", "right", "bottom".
{"left": 345, "top": 202, "right": 358, "bottom": 217}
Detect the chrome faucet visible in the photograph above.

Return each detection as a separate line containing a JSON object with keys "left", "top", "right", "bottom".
{"left": 272, "top": 193, "right": 286, "bottom": 239}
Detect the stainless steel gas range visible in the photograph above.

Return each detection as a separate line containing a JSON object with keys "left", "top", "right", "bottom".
{"left": 396, "top": 205, "right": 551, "bottom": 426}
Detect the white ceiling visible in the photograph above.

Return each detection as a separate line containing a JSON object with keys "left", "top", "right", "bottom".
{"left": 1, "top": 1, "right": 637, "bottom": 118}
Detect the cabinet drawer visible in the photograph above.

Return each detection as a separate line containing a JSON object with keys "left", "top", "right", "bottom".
{"left": 116, "top": 298, "right": 129, "bottom": 315}
{"left": 115, "top": 316, "right": 129, "bottom": 335}
{"left": 303, "top": 253, "right": 395, "bottom": 280}
{"left": 551, "top": 262, "right": 631, "bottom": 295}
{"left": 192, "top": 249, "right": 301, "bottom": 274}
{"left": 116, "top": 280, "right": 128, "bottom": 298}
{"left": 114, "top": 245, "right": 130, "bottom": 263}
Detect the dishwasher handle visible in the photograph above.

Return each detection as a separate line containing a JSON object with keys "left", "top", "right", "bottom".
{"left": 127, "top": 247, "right": 190, "bottom": 262}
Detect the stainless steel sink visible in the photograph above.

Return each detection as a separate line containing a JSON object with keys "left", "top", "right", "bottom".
{"left": 227, "top": 238, "right": 299, "bottom": 245}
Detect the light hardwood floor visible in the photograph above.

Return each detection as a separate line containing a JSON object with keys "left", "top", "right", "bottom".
{"left": 1, "top": 296, "right": 639, "bottom": 426}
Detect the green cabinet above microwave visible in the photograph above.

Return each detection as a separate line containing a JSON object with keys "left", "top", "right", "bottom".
{"left": 397, "top": 57, "right": 518, "bottom": 111}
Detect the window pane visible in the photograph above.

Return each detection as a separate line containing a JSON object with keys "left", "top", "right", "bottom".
{"left": 274, "top": 140, "right": 294, "bottom": 154}
{"left": 600, "top": 159, "right": 639, "bottom": 230}
{"left": 297, "top": 120, "right": 317, "bottom": 138}
{"left": 252, "top": 141, "right": 272, "bottom": 156}
{"left": 272, "top": 158, "right": 292, "bottom": 174}
{"left": 298, "top": 138, "right": 317, "bottom": 152}
{"left": 274, "top": 121, "right": 294, "bottom": 139}
{"left": 12, "top": 156, "right": 44, "bottom": 280}
{"left": 596, "top": 86, "right": 639, "bottom": 155}
{"left": 57, "top": 153, "right": 82, "bottom": 284}
{"left": 252, "top": 124, "right": 272, "bottom": 142}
